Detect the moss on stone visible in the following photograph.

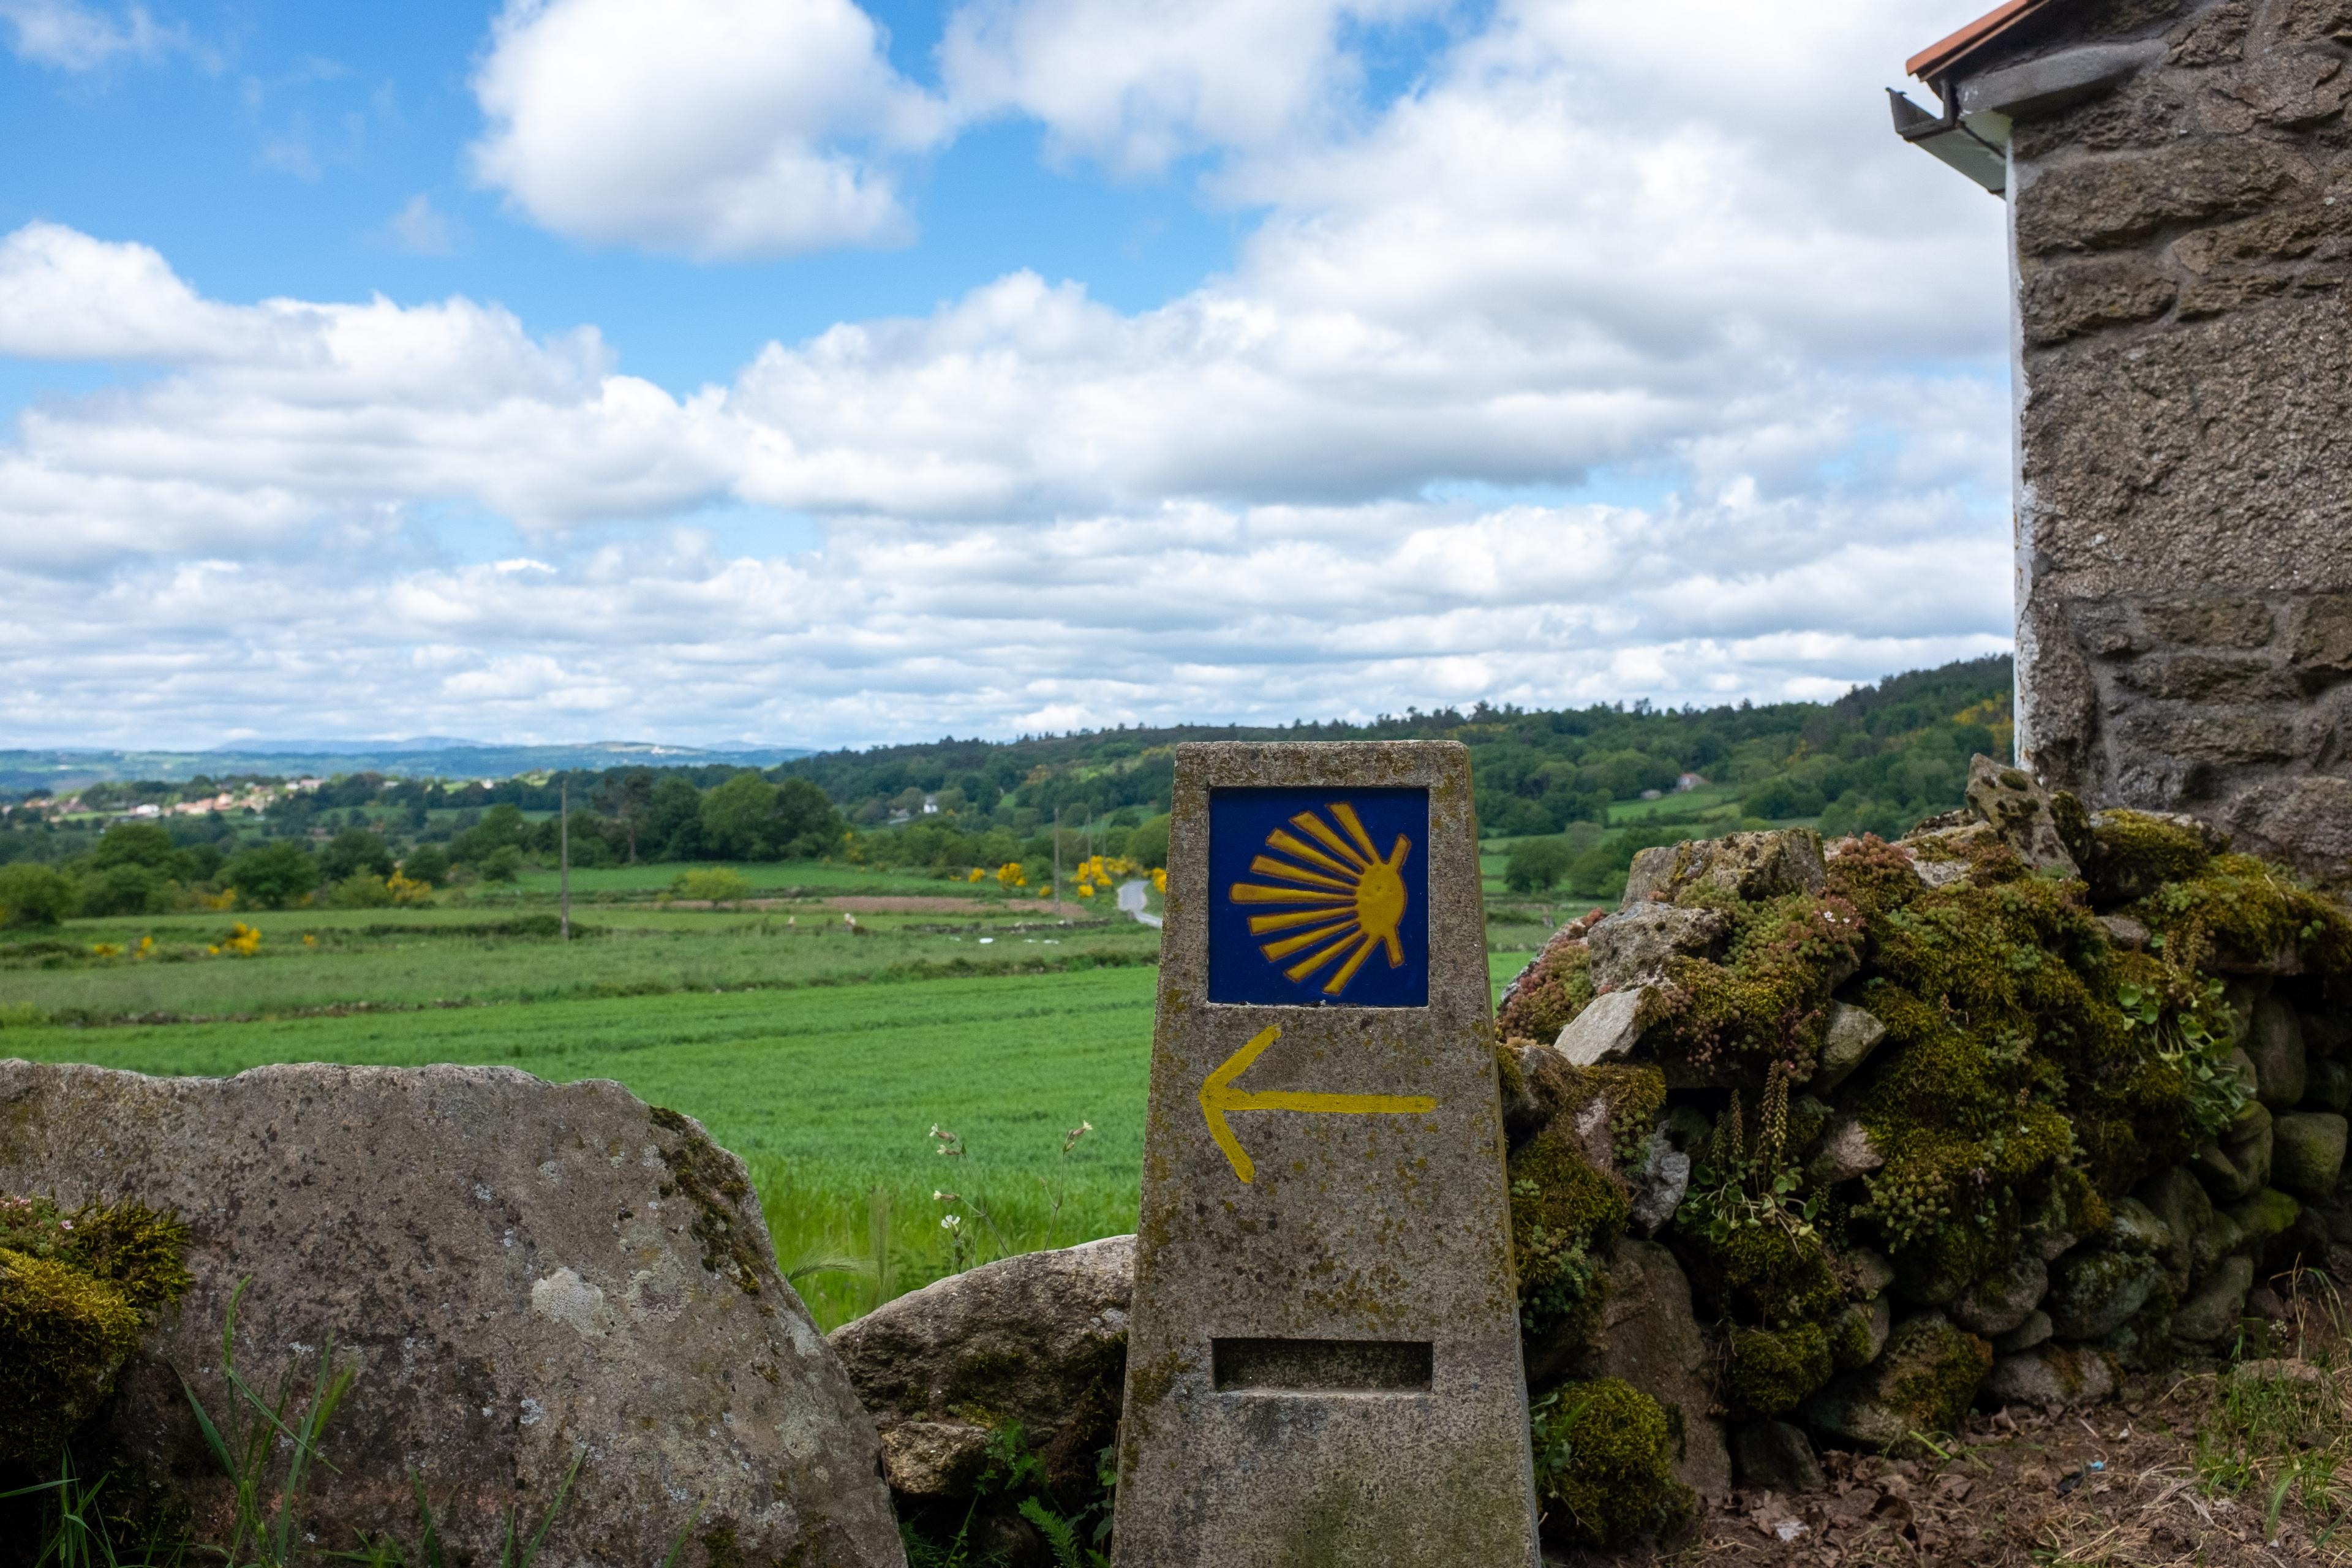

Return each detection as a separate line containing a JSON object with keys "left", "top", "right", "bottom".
{"left": 0, "top": 1246, "right": 145, "bottom": 1463}
{"left": 650, "top": 1105, "right": 764, "bottom": 1296}
{"left": 0, "top": 1191, "right": 191, "bottom": 1464}
{"left": 1650, "top": 892, "right": 1868, "bottom": 1078}
{"left": 1529, "top": 1379, "right": 1695, "bottom": 1550}
{"left": 1496, "top": 941, "right": 1596, "bottom": 1042}
{"left": 1826, "top": 1303, "right": 1877, "bottom": 1371}
{"left": 1879, "top": 1316, "right": 1993, "bottom": 1439}
{"left": 2131, "top": 854, "right": 2352, "bottom": 993}
{"left": 1577, "top": 1063, "right": 1668, "bottom": 1164}
{"left": 1728, "top": 1322, "right": 1834, "bottom": 1417}
{"left": 1684, "top": 1216, "right": 1843, "bottom": 1328}
{"left": 2086, "top": 809, "right": 2213, "bottom": 903}
{"left": 1508, "top": 1129, "right": 1630, "bottom": 1345}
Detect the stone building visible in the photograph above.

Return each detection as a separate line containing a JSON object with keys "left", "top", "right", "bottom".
{"left": 1894, "top": 0, "right": 2352, "bottom": 884}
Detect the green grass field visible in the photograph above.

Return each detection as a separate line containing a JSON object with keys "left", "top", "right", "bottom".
{"left": 2, "top": 878, "right": 1549, "bottom": 1329}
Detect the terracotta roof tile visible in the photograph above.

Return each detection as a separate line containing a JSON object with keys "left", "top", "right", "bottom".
{"left": 1907, "top": 0, "right": 2068, "bottom": 81}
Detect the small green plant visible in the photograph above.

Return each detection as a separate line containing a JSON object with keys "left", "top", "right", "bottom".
{"left": 177, "top": 1279, "right": 358, "bottom": 1568}
{"left": 1681, "top": 1062, "right": 1819, "bottom": 1250}
{"left": 2, "top": 1448, "right": 187, "bottom": 1568}
{"left": 2116, "top": 971, "right": 2244, "bottom": 1140}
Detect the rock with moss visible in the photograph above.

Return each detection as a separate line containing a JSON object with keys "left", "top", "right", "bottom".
{"left": 2246, "top": 998, "right": 2310, "bottom": 1107}
{"left": 1994, "top": 1310, "right": 2054, "bottom": 1353}
{"left": 829, "top": 1234, "right": 1133, "bottom": 1502}
{"left": 1529, "top": 1378, "right": 1696, "bottom": 1550}
{"left": 1733, "top": 1420, "right": 1823, "bottom": 1495}
{"left": 1509, "top": 1128, "right": 1630, "bottom": 1359}
{"left": 2083, "top": 809, "right": 2218, "bottom": 906}
{"left": 2306, "top": 1059, "right": 2352, "bottom": 1114}
{"left": 1588, "top": 903, "right": 1732, "bottom": 993}
{"left": 0, "top": 1060, "right": 904, "bottom": 1567}
{"left": 2228, "top": 1187, "right": 2303, "bottom": 1252}
{"left": 1949, "top": 1254, "right": 2048, "bottom": 1338}
{"left": 2134, "top": 1166, "right": 2211, "bottom": 1287}
{"left": 0, "top": 1193, "right": 189, "bottom": 1464}
{"left": 1811, "top": 1001, "right": 1887, "bottom": 1095}
{"left": 1981, "top": 1344, "right": 2119, "bottom": 1409}
{"left": 1496, "top": 930, "right": 1597, "bottom": 1042}
{"left": 2272, "top": 1112, "right": 2348, "bottom": 1198}
{"left": 2044, "top": 1248, "right": 2166, "bottom": 1341}
{"left": 2172, "top": 1254, "right": 2255, "bottom": 1344}
{"left": 1963, "top": 755, "right": 2081, "bottom": 878}
{"left": 1623, "top": 831, "right": 1828, "bottom": 907}
{"left": 1570, "top": 1238, "right": 1730, "bottom": 1500}
{"left": 1727, "top": 1322, "right": 1833, "bottom": 1417}
{"left": 1801, "top": 1313, "right": 1992, "bottom": 1449}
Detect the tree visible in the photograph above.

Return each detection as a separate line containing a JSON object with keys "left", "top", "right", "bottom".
{"left": 1126, "top": 814, "right": 1172, "bottom": 869}
{"left": 478, "top": 845, "right": 523, "bottom": 883}
{"left": 90, "top": 823, "right": 177, "bottom": 870}
{"left": 80, "top": 862, "right": 166, "bottom": 917}
{"left": 1505, "top": 837, "right": 1574, "bottom": 894}
{"left": 222, "top": 842, "right": 320, "bottom": 910}
{"left": 0, "top": 863, "right": 77, "bottom": 927}
{"left": 774, "top": 777, "right": 848, "bottom": 859}
{"left": 701, "top": 773, "right": 780, "bottom": 859}
{"left": 450, "top": 804, "right": 527, "bottom": 867}
{"left": 597, "top": 769, "right": 657, "bottom": 862}
{"left": 700, "top": 774, "right": 848, "bottom": 861}
{"left": 318, "top": 829, "right": 394, "bottom": 883}
{"left": 401, "top": 845, "right": 450, "bottom": 886}
{"left": 645, "top": 775, "right": 704, "bottom": 861}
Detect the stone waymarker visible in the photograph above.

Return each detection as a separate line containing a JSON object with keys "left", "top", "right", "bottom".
{"left": 1112, "top": 742, "right": 1539, "bottom": 1568}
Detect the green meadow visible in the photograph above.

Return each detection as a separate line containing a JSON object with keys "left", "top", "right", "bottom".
{"left": 2, "top": 870, "right": 1552, "bottom": 1329}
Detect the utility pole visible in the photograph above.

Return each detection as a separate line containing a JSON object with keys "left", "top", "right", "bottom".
{"left": 559, "top": 777, "right": 571, "bottom": 943}
{"left": 1053, "top": 805, "right": 1062, "bottom": 914}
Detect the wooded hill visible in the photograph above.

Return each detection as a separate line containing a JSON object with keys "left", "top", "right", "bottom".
{"left": 778, "top": 655, "right": 2015, "bottom": 845}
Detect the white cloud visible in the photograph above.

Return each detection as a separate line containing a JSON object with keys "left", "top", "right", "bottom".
{"left": 939, "top": 0, "right": 1452, "bottom": 173}
{"left": 384, "top": 194, "right": 464, "bottom": 257}
{"left": 0, "top": 0, "right": 181, "bottom": 70}
{"left": 467, "top": 0, "right": 948, "bottom": 258}
{"left": 0, "top": 0, "right": 2016, "bottom": 745}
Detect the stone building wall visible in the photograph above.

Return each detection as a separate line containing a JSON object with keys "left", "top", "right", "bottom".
{"left": 1977, "top": 0, "right": 2352, "bottom": 883}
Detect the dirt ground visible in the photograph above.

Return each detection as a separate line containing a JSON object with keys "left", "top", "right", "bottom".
{"left": 1555, "top": 1350, "right": 2352, "bottom": 1568}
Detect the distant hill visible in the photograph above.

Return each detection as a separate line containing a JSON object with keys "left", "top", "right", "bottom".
{"left": 0, "top": 740, "right": 810, "bottom": 794}
{"left": 777, "top": 655, "right": 2017, "bottom": 841}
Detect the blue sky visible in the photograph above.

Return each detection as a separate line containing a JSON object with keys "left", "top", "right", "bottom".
{"left": 0, "top": 0, "right": 2014, "bottom": 749}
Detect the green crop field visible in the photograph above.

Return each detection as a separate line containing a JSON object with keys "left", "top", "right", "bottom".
{"left": 2, "top": 889, "right": 1547, "bottom": 1330}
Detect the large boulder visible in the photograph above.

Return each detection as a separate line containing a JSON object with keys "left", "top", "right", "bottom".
{"left": 829, "top": 1236, "right": 1133, "bottom": 1500}
{"left": 0, "top": 1060, "right": 903, "bottom": 1568}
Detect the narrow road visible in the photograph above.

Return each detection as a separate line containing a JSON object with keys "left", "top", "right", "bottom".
{"left": 1118, "top": 878, "right": 1163, "bottom": 928}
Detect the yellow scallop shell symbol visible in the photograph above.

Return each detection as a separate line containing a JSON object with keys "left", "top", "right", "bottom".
{"left": 1227, "top": 802, "right": 1412, "bottom": 997}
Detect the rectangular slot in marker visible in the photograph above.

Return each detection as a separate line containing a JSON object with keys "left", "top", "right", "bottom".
{"left": 1211, "top": 1337, "right": 1434, "bottom": 1393}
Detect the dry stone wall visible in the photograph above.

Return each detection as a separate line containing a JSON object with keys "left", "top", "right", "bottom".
{"left": 1486, "top": 759, "right": 2352, "bottom": 1540}
{"left": 1985, "top": 0, "right": 2352, "bottom": 883}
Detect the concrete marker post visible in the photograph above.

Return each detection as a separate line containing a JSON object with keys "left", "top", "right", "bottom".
{"left": 1112, "top": 740, "right": 1539, "bottom": 1568}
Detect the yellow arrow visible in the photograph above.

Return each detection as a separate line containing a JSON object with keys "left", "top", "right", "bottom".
{"left": 1198, "top": 1025, "right": 1439, "bottom": 1184}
